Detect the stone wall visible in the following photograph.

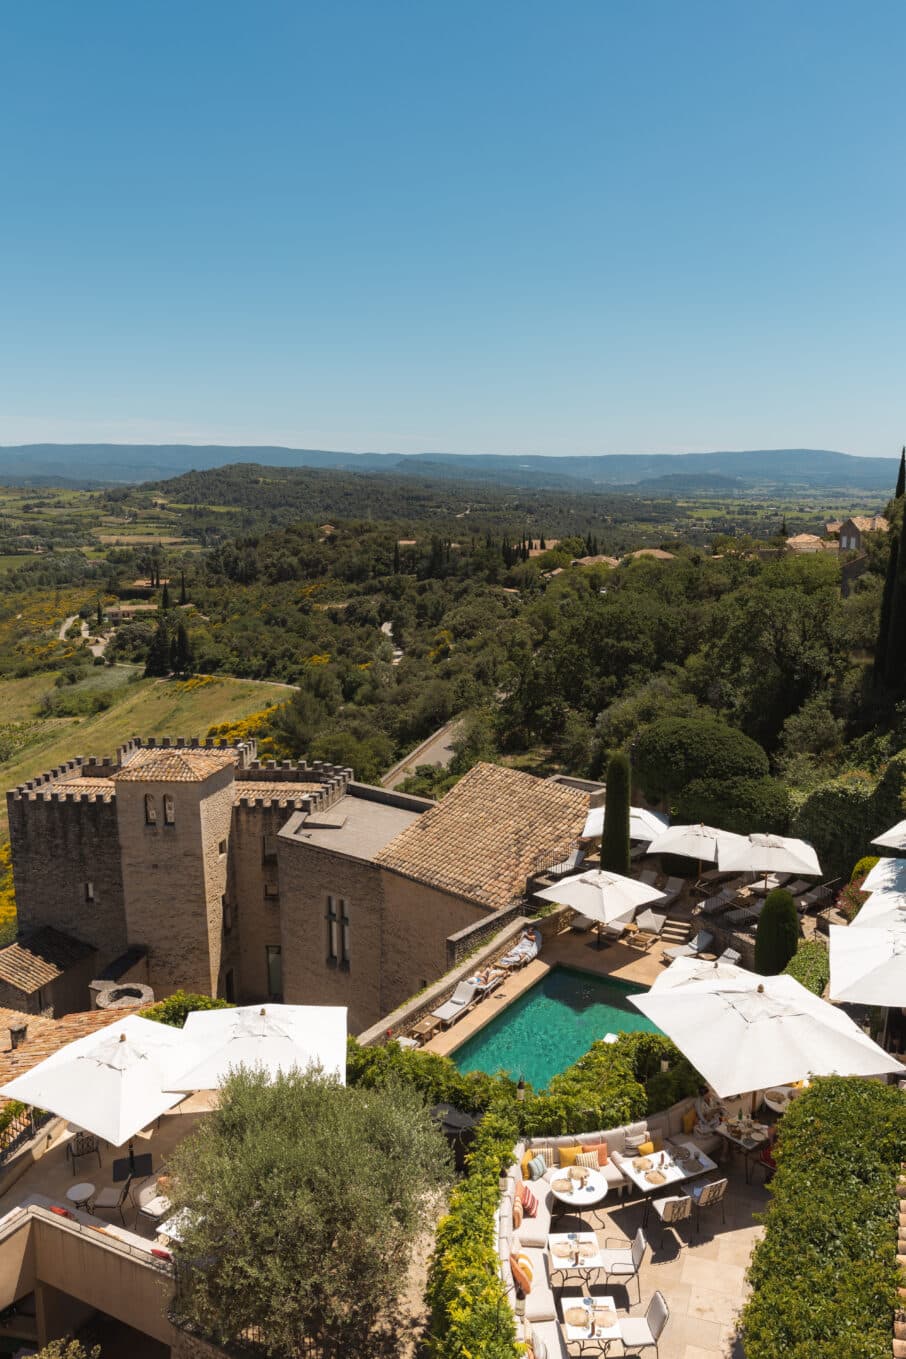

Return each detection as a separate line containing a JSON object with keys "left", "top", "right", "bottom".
{"left": 378, "top": 871, "right": 487, "bottom": 1014}
{"left": 0, "top": 949, "right": 100, "bottom": 1017}
{"left": 229, "top": 801, "right": 292, "bottom": 1001}
{"left": 115, "top": 764, "right": 234, "bottom": 997}
{"left": 7, "top": 788, "right": 128, "bottom": 962}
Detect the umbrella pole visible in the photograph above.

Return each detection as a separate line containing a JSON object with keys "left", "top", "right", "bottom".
{"left": 128, "top": 1139, "right": 136, "bottom": 1174}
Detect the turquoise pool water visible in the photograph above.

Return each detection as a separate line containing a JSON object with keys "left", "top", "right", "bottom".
{"left": 451, "top": 966, "right": 661, "bottom": 1091}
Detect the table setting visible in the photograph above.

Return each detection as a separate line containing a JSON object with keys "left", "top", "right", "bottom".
{"left": 563, "top": 1294, "right": 620, "bottom": 1349}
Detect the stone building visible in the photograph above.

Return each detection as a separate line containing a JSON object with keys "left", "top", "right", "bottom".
{"left": 6, "top": 744, "right": 587, "bottom": 1031}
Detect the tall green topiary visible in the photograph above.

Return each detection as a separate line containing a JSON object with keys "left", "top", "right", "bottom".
{"left": 897, "top": 445, "right": 905, "bottom": 499}
{"left": 601, "top": 751, "right": 631, "bottom": 874}
{"left": 754, "top": 889, "right": 799, "bottom": 975}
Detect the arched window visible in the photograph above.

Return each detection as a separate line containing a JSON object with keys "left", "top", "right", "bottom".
{"left": 144, "top": 794, "right": 156, "bottom": 825}
{"left": 163, "top": 794, "right": 175, "bottom": 826}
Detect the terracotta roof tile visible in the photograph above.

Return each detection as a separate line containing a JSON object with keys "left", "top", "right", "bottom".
{"left": 114, "top": 749, "right": 238, "bottom": 782}
{"left": 46, "top": 775, "right": 115, "bottom": 800}
{"left": 375, "top": 762, "right": 588, "bottom": 911}
{"left": 233, "top": 781, "right": 324, "bottom": 803}
{"left": 0, "top": 929, "right": 95, "bottom": 994}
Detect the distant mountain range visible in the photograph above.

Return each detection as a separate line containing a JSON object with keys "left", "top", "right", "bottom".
{"left": 0, "top": 443, "right": 897, "bottom": 492}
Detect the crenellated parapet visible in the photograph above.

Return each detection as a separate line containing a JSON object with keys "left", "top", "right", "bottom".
{"left": 116, "top": 734, "right": 257, "bottom": 767}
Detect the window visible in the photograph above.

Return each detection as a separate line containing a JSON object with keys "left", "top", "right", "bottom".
{"left": 262, "top": 834, "right": 278, "bottom": 863}
{"left": 340, "top": 898, "right": 350, "bottom": 967}
{"left": 163, "top": 795, "right": 175, "bottom": 826}
{"left": 326, "top": 895, "right": 349, "bottom": 966}
{"left": 264, "top": 883, "right": 279, "bottom": 901}
{"left": 144, "top": 795, "right": 156, "bottom": 825}
{"left": 326, "top": 895, "right": 338, "bottom": 962}
{"left": 84, "top": 881, "right": 94, "bottom": 903}
{"left": 224, "top": 968, "right": 235, "bottom": 1003}
{"left": 218, "top": 839, "right": 228, "bottom": 856}
{"left": 266, "top": 945, "right": 282, "bottom": 1000}
{"left": 222, "top": 895, "right": 233, "bottom": 933}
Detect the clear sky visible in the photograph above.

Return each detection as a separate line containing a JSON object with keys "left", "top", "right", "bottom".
{"left": 1, "top": 1, "right": 904, "bottom": 457}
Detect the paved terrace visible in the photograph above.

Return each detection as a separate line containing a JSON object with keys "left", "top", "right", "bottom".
{"left": 548, "top": 1159, "right": 766, "bottom": 1358}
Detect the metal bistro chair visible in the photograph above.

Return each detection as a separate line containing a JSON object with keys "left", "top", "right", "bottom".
{"left": 92, "top": 1174, "right": 133, "bottom": 1225}
{"left": 597, "top": 1227, "right": 648, "bottom": 1305}
{"left": 684, "top": 1176, "right": 728, "bottom": 1230}
{"left": 618, "top": 1290, "right": 670, "bottom": 1358}
{"left": 66, "top": 1131, "right": 101, "bottom": 1174}
{"left": 648, "top": 1193, "right": 693, "bottom": 1249}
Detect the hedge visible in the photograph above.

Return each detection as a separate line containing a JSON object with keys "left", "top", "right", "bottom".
{"left": 633, "top": 716, "right": 769, "bottom": 804}
{"left": 141, "top": 991, "right": 232, "bottom": 1028}
{"left": 782, "top": 940, "right": 829, "bottom": 996}
{"left": 742, "top": 1078, "right": 906, "bottom": 1359}
{"left": 793, "top": 751, "right": 906, "bottom": 880}
{"left": 674, "top": 774, "right": 791, "bottom": 835}
{"left": 425, "top": 1112, "right": 521, "bottom": 1359}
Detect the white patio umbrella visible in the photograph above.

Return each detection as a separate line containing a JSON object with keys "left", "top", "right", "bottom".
{"left": 647, "top": 823, "right": 748, "bottom": 866}
{"left": 717, "top": 832, "right": 821, "bottom": 882}
{"left": 871, "top": 821, "right": 906, "bottom": 853}
{"left": 534, "top": 870, "right": 667, "bottom": 925}
{"left": 862, "top": 857, "right": 906, "bottom": 895}
{"left": 648, "top": 954, "right": 749, "bottom": 993}
{"left": 850, "top": 890, "right": 906, "bottom": 931}
{"left": 630, "top": 967, "right": 902, "bottom": 1097}
{"left": 0, "top": 1014, "right": 195, "bottom": 1147}
{"left": 829, "top": 923, "right": 906, "bottom": 1006}
{"left": 166, "top": 1004, "right": 348, "bottom": 1092}
{"left": 581, "top": 806, "right": 670, "bottom": 844}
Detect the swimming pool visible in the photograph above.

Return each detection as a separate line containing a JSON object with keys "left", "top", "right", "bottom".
{"left": 451, "top": 966, "right": 661, "bottom": 1091}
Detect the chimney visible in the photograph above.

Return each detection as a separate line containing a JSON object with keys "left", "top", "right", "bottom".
{"left": 8, "top": 1023, "right": 27, "bottom": 1049}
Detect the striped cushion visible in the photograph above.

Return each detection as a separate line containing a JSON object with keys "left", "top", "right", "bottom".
{"left": 513, "top": 1196, "right": 524, "bottom": 1229}
{"left": 575, "top": 1151, "right": 600, "bottom": 1170}
{"left": 519, "top": 1183, "right": 539, "bottom": 1217}
{"left": 510, "top": 1252, "right": 533, "bottom": 1294}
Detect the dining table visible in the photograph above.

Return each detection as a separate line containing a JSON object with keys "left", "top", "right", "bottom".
{"left": 562, "top": 1293, "right": 620, "bottom": 1355}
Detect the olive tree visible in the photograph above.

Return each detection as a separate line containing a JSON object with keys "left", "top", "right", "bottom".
{"left": 168, "top": 1067, "right": 451, "bottom": 1359}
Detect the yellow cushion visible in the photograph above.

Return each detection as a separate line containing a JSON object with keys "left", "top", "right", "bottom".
{"left": 682, "top": 1109, "right": 697, "bottom": 1135}
{"left": 520, "top": 1151, "right": 535, "bottom": 1179}
{"left": 636, "top": 1140, "right": 656, "bottom": 1156}
{"left": 557, "top": 1145, "right": 582, "bottom": 1168}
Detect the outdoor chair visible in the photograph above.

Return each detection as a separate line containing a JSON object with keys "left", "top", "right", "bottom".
{"left": 660, "top": 876, "right": 685, "bottom": 907}
{"left": 598, "top": 1227, "right": 648, "bottom": 1305}
{"left": 718, "top": 947, "right": 741, "bottom": 965}
{"left": 785, "top": 878, "right": 812, "bottom": 898}
{"left": 632, "top": 910, "right": 667, "bottom": 950}
{"left": 726, "top": 906, "right": 757, "bottom": 927}
{"left": 92, "top": 1174, "right": 133, "bottom": 1225}
{"left": 662, "top": 929, "right": 713, "bottom": 962}
{"left": 135, "top": 1180, "right": 172, "bottom": 1231}
{"left": 430, "top": 980, "right": 479, "bottom": 1028}
{"left": 683, "top": 1176, "right": 728, "bottom": 1230}
{"left": 66, "top": 1131, "right": 101, "bottom": 1173}
{"left": 618, "top": 1290, "right": 670, "bottom": 1358}
{"left": 646, "top": 1192, "right": 693, "bottom": 1249}
{"left": 548, "top": 848, "right": 585, "bottom": 877}
{"left": 568, "top": 912, "right": 596, "bottom": 932}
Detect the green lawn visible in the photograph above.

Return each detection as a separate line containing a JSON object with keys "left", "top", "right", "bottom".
{"left": 0, "top": 672, "right": 292, "bottom": 837}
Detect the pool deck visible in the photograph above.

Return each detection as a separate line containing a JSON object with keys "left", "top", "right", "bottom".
{"left": 425, "top": 929, "right": 668, "bottom": 1059}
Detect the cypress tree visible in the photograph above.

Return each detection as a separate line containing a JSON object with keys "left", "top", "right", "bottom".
{"left": 161, "top": 582, "right": 171, "bottom": 610}
{"left": 600, "top": 752, "right": 631, "bottom": 876}
{"left": 540, "top": 534, "right": 546, "bottom": 550}
{"left": 145, "top": 620, "right": 171, "bottom": 677}
{"left": 781, "top": 516, "right": 787, "bottom": 537}
{"left": 884, "top": 513, "right": 906, "bottom": 691}
{"left": 754, "top": 889, "right": 798, "bottom": 974}
{"left": 95, "top": 600, "right": 102, "bottom": 629}
{"left": 875, "top": 534, "right": 899, "bottom": 684}
{"left": 179, "top": 570, "right": 187, "bottom": 606}
{"left": 173, "top": 622, "right": 193, "bottom": 676}
{"left": 897, "top": 446, "right": 905, "bottom": 499}
{"left": 393, "top": 541, "right": 401, "bottom": 574}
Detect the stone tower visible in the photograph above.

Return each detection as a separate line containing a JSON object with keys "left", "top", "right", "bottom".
{"left": 112, "top": 746, "right": 236, "bottom": 997}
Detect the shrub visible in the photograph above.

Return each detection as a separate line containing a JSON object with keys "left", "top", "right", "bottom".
{"left": 743, "top": 1078, "right": 906, "bottom": 1359}
{"left": 426, "top": 1112, "right": 520, "bottom": 1359}
{"left": 754, "top": 889, "right": 798, "bottom": 975}
{"left": 141, "top": 991, "right": 232, "bottom": 1028}
{"left": 782, "top": 939, "right": 829, "bottom": 995}
{"left": 600, "top": 752, "right": 631, "bottom": 874}
{"left": 633, "top": 716, "right": 769, "bottom": 804}
{"left": 852, "top": 855, "right": 880, "bottom": 882}
{"left": 675, "top": 774, "right": 791, "bottom": 834}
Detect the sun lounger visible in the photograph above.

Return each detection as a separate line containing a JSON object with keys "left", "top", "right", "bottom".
{"left": 499, "top": 929, "right": 542, "bottom": 969}
{"left": 547, "top": 848, "right": 585, "bottom": 877}
{"left": 660, "top": 876, "right": 686, "bottom": 907}
{"left": 467, "top": 968, "right": 506, "bottom": 999}
{"left": 700, "top": 889, "right": 734, "bottom": 915}
{"left": 568, "top": 913, "right": 596, "bottom": 932}
{"left": 430, "top": 980, "right": 479, "bottom": 1027}
{"left": 785, "top": 879, "right": 812, "bottom": 898}
{"left": 725, "top": 906, "right": 757, "bottom": 927}
{"left": 632, "top": 909, "right": 667, "bottom": 949}
{"left": 661, "top": 929, "right": 714, "bottom": 962}
{"left": 638, "top": 869, "right": 659, "bottom": 888}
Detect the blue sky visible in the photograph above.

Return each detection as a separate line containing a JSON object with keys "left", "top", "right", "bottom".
{"left": 1, "top": 1, "right": 904, "bottom": 456}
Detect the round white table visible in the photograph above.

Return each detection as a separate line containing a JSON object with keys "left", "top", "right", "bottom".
{"left": 549, "top": 1167, "right": 608, "bottom": 1215}
{"left": 66, "top": 1182, "right": 95, "bottom": 1211}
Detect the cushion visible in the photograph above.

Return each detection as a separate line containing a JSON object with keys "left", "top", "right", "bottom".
{"left": 520, "top": 1150, "right": 535, "bottom": 1179}
{"left": 151, "top": 1247, "right": 172, "bottom": 1261}
{"left": 520, "top": 1183, "right": 539, "bottom": 1217}
{"left": 513, "top": 1197, "right": 524, "bottom": 1229}
{"left": 527, "top": 1155, "right": 547, "bottom": 1181}
{"left": 557, "top": 1145, "right": 582, "bottom": 1168}
{"left": 636, "top": 1138, "right": 663, "bottom": 1156}
{"left": 511, "top": 1252, "right": 533, "bottom": 1294}
{"left": 529, "top": 1333, "right": 548, "bottom": 1359}
{"left": 575, "top": 1151, "right": 600, "bottom": 1170}
{"left": 682, "top": 1108, "right": 697, "bottom": 1135}
{"left": 49, "top": 1206, "right": 72, "bottom": 1219}
{"left": 624, "top": 1130, "right": 648, "bottom": 1151}
{"left": 583, "top": 1141, "right": 608, "bottom": 1166}
{"left": 534, "top": 1144, "right": 556, "bottom": 1167}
